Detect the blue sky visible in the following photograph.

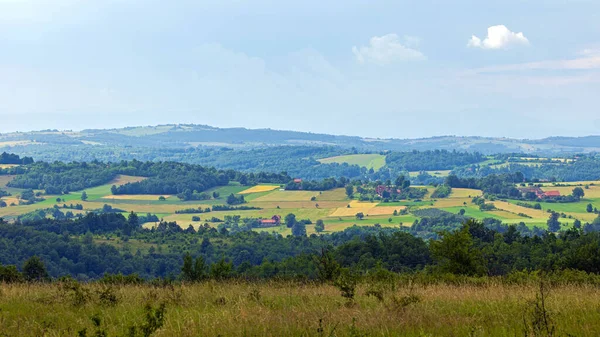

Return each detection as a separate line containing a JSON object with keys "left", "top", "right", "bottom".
{"left": 1, "top": 0, "right": 599, "bottom": 138}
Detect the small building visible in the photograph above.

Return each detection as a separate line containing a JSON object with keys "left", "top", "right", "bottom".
{"left": 259, "top": 215, "right": 281, "bottom": 227}
{"left": 293, "top": 178, "right": 302, "bottom": 184}
{"left": 518, "top": 187, "right": 560, "bottom": 198}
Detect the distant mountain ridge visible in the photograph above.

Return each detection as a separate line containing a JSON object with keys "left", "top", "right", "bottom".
{"left": 1, "top": 124, "right": 600, "bottom": 154}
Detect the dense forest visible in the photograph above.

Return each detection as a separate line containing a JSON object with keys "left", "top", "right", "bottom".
{"left": 2, "top": 214, "right": 600, "bottom": 281}
{"left": 385, "top": 150, "right": 485, "bottom": 171}
{"left": 5, "top": 160, "right": 291, "bottom": 195}
{"left": 0, "top": 152, "right": 34, "bottom": 165}
{"left": 452, "top": 155, "right": 600, "bottom": 182}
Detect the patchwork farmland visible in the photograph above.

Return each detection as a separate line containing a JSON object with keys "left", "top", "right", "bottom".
{"left": 3, "top": 171, "right": 600, "bottom": 236}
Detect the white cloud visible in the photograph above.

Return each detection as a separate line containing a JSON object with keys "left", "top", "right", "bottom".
{"left": 468, "top": 25, "right": 529, "bottom": 50}
{"left": 352, "top": 34, "right": 425, "bottom": 65}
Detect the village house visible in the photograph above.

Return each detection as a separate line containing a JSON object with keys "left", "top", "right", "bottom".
{"left": 259, "top": 215, "right": 281, "bottom": 228}
{"left": 518, "top": 187, "right": 560, "bottom": 199}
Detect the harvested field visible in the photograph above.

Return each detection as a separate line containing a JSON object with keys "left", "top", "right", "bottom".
{"left": 493, "top": 201, "right": 547, "bottom": 218}
{"left": 252, "top": 190, "right": 320, "bottom": 202}
{"left": 449, "top": 188, "right": 482, "bottom": 198}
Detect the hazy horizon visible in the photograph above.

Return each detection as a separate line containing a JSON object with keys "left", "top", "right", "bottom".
{"left": 2, "top": 0, "right": 599, "bottom": 138}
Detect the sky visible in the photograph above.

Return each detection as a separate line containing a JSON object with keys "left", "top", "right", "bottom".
{"left": 1, "top": 0, "right": 599, "bottom": 139}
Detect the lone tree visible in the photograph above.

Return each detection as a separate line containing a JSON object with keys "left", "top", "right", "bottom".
{"left": 572, "top": 187, "right": 585, "bottom": 199}
{"left": 547, "top": 212, "right": 561, "bottom": 232}
{"left": 315, "top": 219, "right": 325, "bottom": 233}
{"left": 23, "top": 256, "right": 50, "bottom": 282}
{"left": 345, "top": 185, "right": 354, "bottom": 198}
{"left": 81, "top": 191, "right": 88, "bottom": 201}
{"left": 292, "top": 222, "right": 307, "bottom": 236}
{"left": 587, "top": 204, "right": 594, "bottom": 213}
{"left": 284, "top": 213, "right": 297, "bottom": 228}
{"left": 355, "top": 212, "right": 365, "bottom": 220}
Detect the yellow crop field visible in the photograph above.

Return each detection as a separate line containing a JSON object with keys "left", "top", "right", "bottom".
{"left": 239, "top": 185, "right": 280, "bottom": 194}
{"left": 493, "top": 201, "right": 547, "bottom": 218}
{"left": 0, "top": 164, "right": 19, "bottom": 169}
{"left": 0, "top": 197, "right": 19, "bottom": 206}
{"left": 366, "top": 206, "right": 406, "bottom": 216}
{"left": 252, "top": 190, "right": 320, "bottom": 202}
{"left": 101, "top": 194, "right": 171, "bottom": 200}
{"left": 449, "top": 188, "right": 482, "bottom": 198}
{"left": 250, "top": 201, "right": 347, "bottom": 210}
{"left": 330, "top": 201, "right": 378, "bottom": 217}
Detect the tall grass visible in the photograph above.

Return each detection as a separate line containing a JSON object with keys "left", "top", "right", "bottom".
{"left": 1, "top": 278, "right": 600, "bottom": 336}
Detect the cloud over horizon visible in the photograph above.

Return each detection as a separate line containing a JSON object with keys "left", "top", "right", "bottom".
{"left": 352, "top": 34, "right": 425, "bottom": 65}
{"left": 468, "top": 25, "right": 529, "bottom": 50}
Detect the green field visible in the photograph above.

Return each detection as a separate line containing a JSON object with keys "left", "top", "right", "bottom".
{"left": 3, "top": 174, "right": 599, "bottom": 233}
{"left": 318, "top": 154, "right": 386, "bottom": 170}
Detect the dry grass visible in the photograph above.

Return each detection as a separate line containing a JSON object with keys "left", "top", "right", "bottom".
{"left": 252, "top": 190, "right": 321, "bottom": 202}
{"left": 1, "top": 282, "right": 599, "bottom": 337}
{"left": 239, "top": 185, "right": 280, "bottom": 194}
{"left": 111, "top": 175, "right": 146, "bottom": 185}
{"left": 363, "top": 206, "right": 406, "bottom": 216}
{"left": 315, "top": 188, "right": 348, "bottom": 201}
{"left": 493, "top": 201, "right": 547, "bottom": 218}
{"left": 329, "top": 201, "right": 378, "bottom": 217}
{"left": 429, "top": 198, "right": 471, "bottom": 208}
{"left": 540, "top": 185, "right": 600, "bottom": 198}
{"left": 449, "top": 188, "right": 483, "bottom": 198}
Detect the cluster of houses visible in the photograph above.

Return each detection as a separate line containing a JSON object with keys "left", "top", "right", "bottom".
{"left": 375, "top": 185, "right": 401, "bottom": 197}
{"left": 518, "top": 186, "right": 561, "bottom": 199}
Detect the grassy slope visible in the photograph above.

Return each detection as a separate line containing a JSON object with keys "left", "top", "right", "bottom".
{"left": 1, "top": 282, "right": 600, "bottom": 337}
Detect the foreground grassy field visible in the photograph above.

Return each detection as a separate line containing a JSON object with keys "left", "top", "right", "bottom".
{"left": 1, "top": 281, "right": 599, "bottom": 336}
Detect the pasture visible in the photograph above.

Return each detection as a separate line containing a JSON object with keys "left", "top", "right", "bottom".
{"left": 317, "top": 154, "right": 386, "bottom": 170}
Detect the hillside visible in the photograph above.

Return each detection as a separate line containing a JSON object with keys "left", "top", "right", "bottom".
{"left": 2, "top": 124, "right": 600, "bottom": 154}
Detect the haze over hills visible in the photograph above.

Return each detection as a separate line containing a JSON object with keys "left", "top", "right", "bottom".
{"left": 1, "top": 124, "right": 600, "bottom": 155}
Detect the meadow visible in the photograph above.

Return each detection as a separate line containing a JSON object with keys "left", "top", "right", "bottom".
{"left": 318, "top": 154, "right": 386, "bottom": 171}
{"left": 1, "top": 280, "right": 599, "bottom": 336}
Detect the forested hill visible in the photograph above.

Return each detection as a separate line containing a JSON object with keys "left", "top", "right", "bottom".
{"left": 2, "top": 124, "right": 600, "bottom": 154}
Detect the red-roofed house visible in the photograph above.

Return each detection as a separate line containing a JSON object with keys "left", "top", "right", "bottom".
{"left": 259, "top": 215, "right": 281, "bottom": 227}
{"left": 544, "top": 190, "right": 561, "bottom": 197}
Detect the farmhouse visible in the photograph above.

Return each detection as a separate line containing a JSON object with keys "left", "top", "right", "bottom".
{"left": 259, "top": 215, "right": 281, "bottom": 227}
{"left": 293, "top": 178, "right": 302, "bottom": 183}
{"left": 518, "top": 187, "right": 560, "bottom": 198}
{"left": 544, "top": 190, "right": 561, "bottom": 197}
{"left": 375, "top": 185, "right": 401, "bottom": 197}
